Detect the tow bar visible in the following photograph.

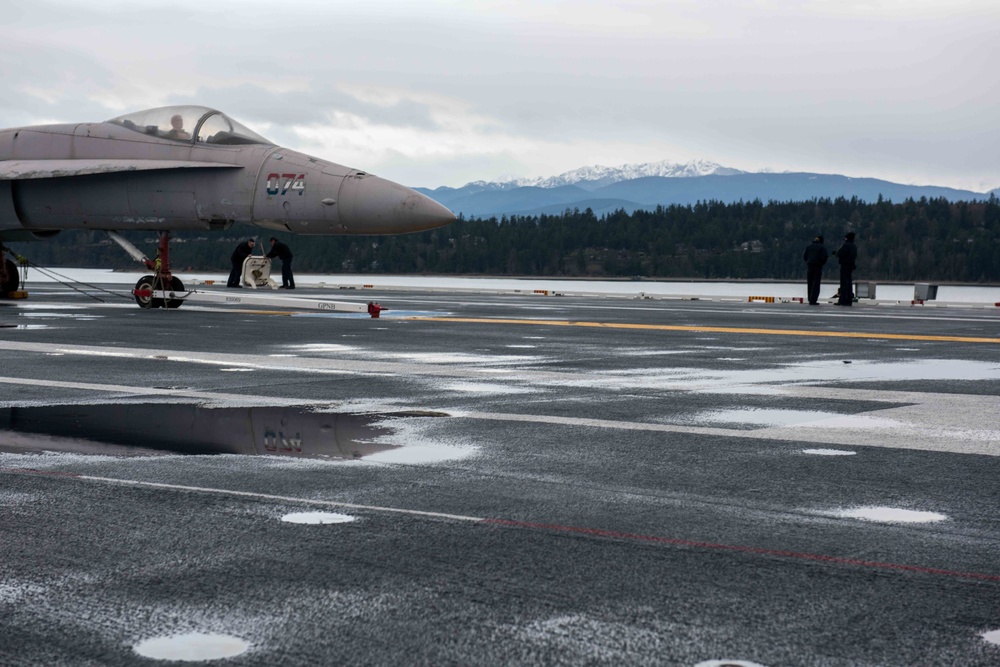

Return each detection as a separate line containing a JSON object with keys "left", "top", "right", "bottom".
{"left": 131, "top": 287, "right": 387, "bottom": 317}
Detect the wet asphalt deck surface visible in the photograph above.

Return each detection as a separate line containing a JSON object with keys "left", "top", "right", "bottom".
{"left": 2, "top": 284, "right": 1000, "bottom": 666}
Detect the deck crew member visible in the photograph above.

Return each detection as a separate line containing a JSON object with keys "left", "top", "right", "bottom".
{"left": 267, "top": 237, "right": 295, "bottom": 289}
{"left": 227, "top": 238, "right": 255, "bottom": 288}
{"left": 834, "top": 232, "right": 858, "bottom": 306}
{"left": 802, "top": 235, "right": 828, "bottom": 305}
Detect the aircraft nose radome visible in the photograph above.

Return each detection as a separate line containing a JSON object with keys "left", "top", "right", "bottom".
{"left": 339, "top": 175, "right": 456, "bottom": 234}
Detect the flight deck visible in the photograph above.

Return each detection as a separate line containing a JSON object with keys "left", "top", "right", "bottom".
{"left": 2, "top": 281, "right": 1000, "bottom": 666}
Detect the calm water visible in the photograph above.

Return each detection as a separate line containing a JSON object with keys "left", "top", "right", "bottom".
{"left": 21, "top": 268, "right": 1000, "bottom": 304}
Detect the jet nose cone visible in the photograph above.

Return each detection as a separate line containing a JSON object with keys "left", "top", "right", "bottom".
{"left": 338, "top": 174, "right": 456, "bottom": 234}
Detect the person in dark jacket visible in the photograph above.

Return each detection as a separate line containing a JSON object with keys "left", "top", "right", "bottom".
{"left": 834, "top": 232, "right": 858, "bottom": 306}
{"left": 267, "top": 237, "right": 295, "bottom": 289}
{"left": 227, "top": 238, "right": 255, "bottom": 288}
{"left": 802, "top": 235, "right": 828, "bottom": 305}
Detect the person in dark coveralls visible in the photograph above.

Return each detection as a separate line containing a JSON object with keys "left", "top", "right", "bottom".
{"left": 802, "top": 235, "right": 828, "bottom": 305}
{"left": 227, "top": 238, "right": 255, "bottom": 288}
{"left": 267, "top": 237, "right": 295, "bottom": 289}
{"left": 833, "top": 232, "right": 858, "bottom": 306}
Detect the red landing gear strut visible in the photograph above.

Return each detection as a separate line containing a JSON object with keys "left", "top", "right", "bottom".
{"left": 132, "top": 231, "right": 185, "bottom": 309}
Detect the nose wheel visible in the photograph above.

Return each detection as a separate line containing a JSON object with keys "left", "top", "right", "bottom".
{"left": 133, "top": 275, "right": 185, "bottom": 309}
{"left": 129, "top": 231, "right": 185, "bottom": 309}
{"left": 134, "top": 275, "right": 159, "bottom": 309}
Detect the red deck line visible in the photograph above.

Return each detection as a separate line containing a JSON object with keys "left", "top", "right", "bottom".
{"left": 484, "top": 518, "right": 1000, "bottom": 582}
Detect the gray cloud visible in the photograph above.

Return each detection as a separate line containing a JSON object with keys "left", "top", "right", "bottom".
{"left": 1, "top": 0, "right": 997, "bottom": 190}
{"left": 180, "top": 83, "right": 441, "bottom": 137}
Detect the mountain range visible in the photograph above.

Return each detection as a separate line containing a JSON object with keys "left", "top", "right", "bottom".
{"left": 415, "top": 160, "right": 995, "bottom": 219}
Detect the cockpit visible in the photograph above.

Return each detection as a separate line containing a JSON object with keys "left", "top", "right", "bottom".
{"left": 107, "top": 105, "right": 274, "bottom": 146}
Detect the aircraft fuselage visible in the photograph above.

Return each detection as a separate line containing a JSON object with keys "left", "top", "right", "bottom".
{"left": 0, "top": 107, "right": 454, "bottom": 242}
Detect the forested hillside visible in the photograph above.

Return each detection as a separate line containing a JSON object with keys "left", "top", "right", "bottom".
{"left": 9, "top": 196, "right": 1000, "bottom": 283}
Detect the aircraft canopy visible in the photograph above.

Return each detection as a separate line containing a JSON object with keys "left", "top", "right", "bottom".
{"left": 107, "top": 106, "right": 273, "bottom": 146}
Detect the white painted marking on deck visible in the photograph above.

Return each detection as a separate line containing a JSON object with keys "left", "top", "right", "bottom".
{"left": 78, "top": 475, "right": 485, "bottom": 522}
{"left": 0, "top": 340, "right": 558, "bottom": 380}
{"left": 442, "top": 381, "right": 536, "bottom": 395}
{"left": 281, "top": 511, "right": 355, "bottom": 524}
{"left": 693, "top": 408, "right": 845, "bottom": 427}
{"left": 285, "top": 343, "right": 358, "bottom": 353}
{"left": 828, "top": 507, "right": 948, "bottom": 523}
{"left": 0, "top": 375, "right": 333, "bottom": 405}
{"left": 133, "top": 632, "right": 250, "bottom": 661}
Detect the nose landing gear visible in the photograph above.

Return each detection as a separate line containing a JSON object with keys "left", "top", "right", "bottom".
{"left": 115, "top": 230, "right": 185, "bottom": 309}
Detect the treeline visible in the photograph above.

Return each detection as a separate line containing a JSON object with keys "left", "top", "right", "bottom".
{"left": 10, "top": 196, "right": 1000, "bottom": 283}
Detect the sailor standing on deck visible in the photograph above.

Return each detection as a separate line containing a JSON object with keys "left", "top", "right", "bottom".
{"left": 834, "top": 232, "right": 858, "bottom": 306}
{"left": 803, "top": 235, "right": 828, "bottom": 305}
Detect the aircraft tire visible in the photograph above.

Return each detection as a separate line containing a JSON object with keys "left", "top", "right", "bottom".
{"left": 165, "top": 277, "right": 184, "bottom": 309}
{"left": 133, "top": 275, "right": 162, "bottom": 309}
{"left": 1, "top": 259, "right": 19, "bottom": 295}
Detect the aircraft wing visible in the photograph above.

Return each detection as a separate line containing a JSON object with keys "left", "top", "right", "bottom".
{"left": 0, "top": 159, "right": 243, "bottom": 180}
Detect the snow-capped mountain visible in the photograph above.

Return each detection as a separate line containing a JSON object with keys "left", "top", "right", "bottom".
{"left": 416, "top": 163, "right": 988, "bottom": 219}
{"left": 465, "top": 159, "right": 746, "bottom": 192}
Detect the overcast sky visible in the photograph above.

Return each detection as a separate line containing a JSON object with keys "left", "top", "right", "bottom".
{"left": 2, "top": 0, "right": 997, "bottom": 191}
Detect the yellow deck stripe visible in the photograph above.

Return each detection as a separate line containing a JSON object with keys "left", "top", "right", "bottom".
{"left": 411, "top": 317, "right": 1000, "bottom": 344}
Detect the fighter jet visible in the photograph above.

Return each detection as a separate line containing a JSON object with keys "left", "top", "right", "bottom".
{"left": 0, "top": 105, "right": 456, "bottom": 305}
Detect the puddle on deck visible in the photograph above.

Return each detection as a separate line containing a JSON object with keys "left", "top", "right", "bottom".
{"left": 0, "top": 404, "right": 447, "bottom": 460}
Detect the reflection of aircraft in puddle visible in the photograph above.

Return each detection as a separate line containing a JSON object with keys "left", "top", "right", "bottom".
{"left": 0, "top": 105, "right": 455, "bottom": 308}
{"left": 0, "top": 404, "right": 447, "bottom": 459}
